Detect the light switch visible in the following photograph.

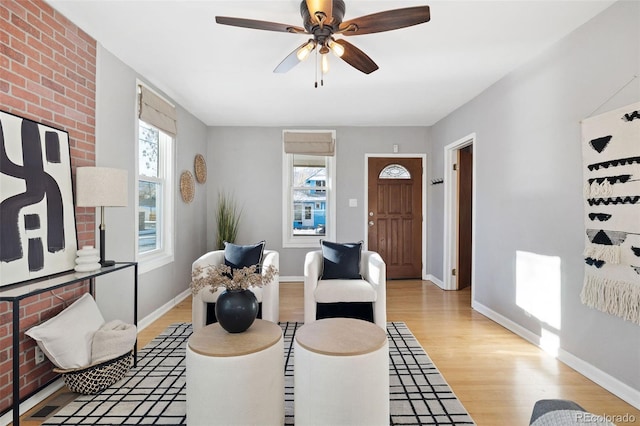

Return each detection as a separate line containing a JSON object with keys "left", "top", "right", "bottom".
{"left": 348, "top": 199, "right": 358, "bottom": 207}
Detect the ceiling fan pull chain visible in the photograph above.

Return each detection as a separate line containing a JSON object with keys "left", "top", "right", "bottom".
{"left": 314, "top": 48, "right": 318, "bottom": 88}
{"left": 320, "top": 51, "right": 324, "bottom": 87}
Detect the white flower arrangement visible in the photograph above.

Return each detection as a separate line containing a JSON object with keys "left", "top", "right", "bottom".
{"left": 191, "top": 263, "right": 278, "bottom": 293}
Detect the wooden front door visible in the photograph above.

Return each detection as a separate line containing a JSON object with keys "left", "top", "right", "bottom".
{"left": 367, "top": 157, "right": 422, "bottom": 279}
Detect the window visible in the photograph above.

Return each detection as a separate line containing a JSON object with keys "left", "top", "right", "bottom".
{"left": 138, "top": 122, "right": 170, "bottom": 254}
{"left": 137, "top": 84, "right": 176, "bottom": 271}
{"left": 379, "top": 164, "right": 411, "bottom": 179}
{"left": 282, "top": 130, "right": 336, "bottom": 248}
{"left": 291, "top": 154, "right": 327, "bottom": 236}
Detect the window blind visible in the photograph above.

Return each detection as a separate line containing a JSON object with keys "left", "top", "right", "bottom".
{"left": 138, "top": 85, "right": 177, "bottom": 137}
{"left": 283, "top": 131, "right": 335, "bottom": 156}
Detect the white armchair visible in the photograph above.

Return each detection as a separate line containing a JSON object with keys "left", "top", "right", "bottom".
{"left": 192, "top": 250, "right": 279, "bottom": 332}
{"left": 304, "top": 250, "right": 386, "bottom": 329}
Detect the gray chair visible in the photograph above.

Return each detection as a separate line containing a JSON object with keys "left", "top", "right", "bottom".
{"left": 529, "top": 399, "right": 614, "bottom": 425}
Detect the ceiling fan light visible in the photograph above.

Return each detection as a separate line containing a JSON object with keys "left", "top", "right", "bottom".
{"left": 328, "top": 39, "right": 344, "bottom": 57}
{"left": 297, "top": 40, "right": 316, "bottom": 61}
{"left": 321, "top": 53, "right": 330, "bottom": 74}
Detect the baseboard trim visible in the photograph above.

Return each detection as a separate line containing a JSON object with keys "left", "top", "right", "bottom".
{"left": 285, "top": 275, "right": 446, "bottom": 286}
{"left": 472, "top": 300, "right": 640, "bottom": 410}
{"left": 0, "top": 290, "right": 193, "bottom": 426}
{"left": 137, "top": 288, "right": 191, "bottom": 332}
{"left": 426, "top": 274, "right": 444, "bottom": 289}
{"left": 472, "top": 300, "right": 542, "bottom": 346}
{"left": 0, "top": 379, "right": 64, "bottom": 426}
{"left": 558, "top": 348, "right": 640, "bottom": 409}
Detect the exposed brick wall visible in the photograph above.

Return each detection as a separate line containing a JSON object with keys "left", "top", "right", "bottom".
{"left": 0, "top": 0, "right": 96, "bottom": 414}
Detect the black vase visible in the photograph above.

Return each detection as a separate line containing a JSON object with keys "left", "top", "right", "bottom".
{"left": 215, "top": 289, "right": 259, "bottom": 333}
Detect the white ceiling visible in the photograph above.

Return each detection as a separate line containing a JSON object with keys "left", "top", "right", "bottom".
{"left": 48, "top": 0, "right": 615, "bottom": 127}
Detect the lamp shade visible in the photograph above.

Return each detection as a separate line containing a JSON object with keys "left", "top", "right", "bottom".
{"left": 76, "top": 167, "right": 128, "bottom": 207}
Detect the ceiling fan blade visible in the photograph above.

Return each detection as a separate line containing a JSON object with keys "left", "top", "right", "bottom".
{"left": 274, "top": 42, "right": 315, "bottom": 73}
{"left": 334, "top": 39, "right": 378, "bottom": 74}
{"left": 306, "top": 0, "right": 333, "bottom": 24}
{"left": 339, "top": 6, "right": 430, "bottom": 36}
{"left": 216, "top": 16, "right": 306, "bottom": 34}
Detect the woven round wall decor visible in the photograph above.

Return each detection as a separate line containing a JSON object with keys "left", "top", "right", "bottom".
{"left": 180, "top": 170, "right": 195, "bottom": 203}
{"left": 194, "top": 154, "right": 207, "bottom": 184}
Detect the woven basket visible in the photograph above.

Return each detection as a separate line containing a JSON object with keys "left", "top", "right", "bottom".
{"left": 53, "top": 350, "right": 133, "bottom": 394}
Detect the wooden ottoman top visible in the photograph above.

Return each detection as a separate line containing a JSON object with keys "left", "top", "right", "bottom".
{"left": 295, "top": 318, "right": 387, "bottom": 356}
{"left": 188, "top": 319, "right": 282, "bottom": 357}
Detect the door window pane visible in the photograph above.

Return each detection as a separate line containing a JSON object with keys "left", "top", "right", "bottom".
{"left": 379, "top": 164, "right": 411, "bottom": 179}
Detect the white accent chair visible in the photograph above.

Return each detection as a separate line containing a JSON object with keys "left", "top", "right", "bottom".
{"left": 304, "top": 250, "right": 387, "bottom": 329}
{"left": 192, "top": 250, "right": 279, "bottom": 332}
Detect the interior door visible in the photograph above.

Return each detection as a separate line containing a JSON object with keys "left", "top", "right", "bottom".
{"left": 368, "top": 157, "right": 422, "bottom": 279}
{"left": 456, "top": 146, "right": 473, "bottom": 289}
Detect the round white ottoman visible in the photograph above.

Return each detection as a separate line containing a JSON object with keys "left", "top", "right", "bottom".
{"left": 294, "top": 317, "right": 389, "bottom": 426}
{"left": 186, "top": 319, "right": 284, "bottom": 426}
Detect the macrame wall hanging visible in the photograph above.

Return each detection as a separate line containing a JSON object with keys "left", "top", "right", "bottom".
{"left": 580, "top": 101, "right": 640, "bottom": 325}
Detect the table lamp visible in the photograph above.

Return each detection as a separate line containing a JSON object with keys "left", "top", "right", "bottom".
{"left": 75, "top": 167, "right": 128, "bottom": 267}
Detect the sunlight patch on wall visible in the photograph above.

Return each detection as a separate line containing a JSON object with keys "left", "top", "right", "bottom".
{"left": 515, "top": 250, "right": 562, "bottom": 331}
{"left": 539, "top": 328, "right": 560, "bottom": 357}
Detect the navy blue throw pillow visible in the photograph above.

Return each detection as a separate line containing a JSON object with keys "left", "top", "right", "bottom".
{"left": 320, "top": 240, "right": 363, "bottom": 280}
{"left": 224, "top": 241, "right": 265, "bottom": 272}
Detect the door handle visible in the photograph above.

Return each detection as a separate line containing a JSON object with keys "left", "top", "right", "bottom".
{"left": 368, "top": 221, "right": 374, "bottom": 227}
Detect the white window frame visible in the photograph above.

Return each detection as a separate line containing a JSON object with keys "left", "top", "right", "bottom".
{"left": 135, "top": 84, "right": 175, "bottom": 273}
{"left": 282, "top": 130, "right": 336, "bottom": 248}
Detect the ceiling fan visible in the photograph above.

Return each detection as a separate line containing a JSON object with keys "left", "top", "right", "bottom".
{"left": 216, "top": 0, "right": 430, "bottom": 84}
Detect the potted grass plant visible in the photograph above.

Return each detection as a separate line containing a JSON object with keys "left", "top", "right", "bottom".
{"left": 215, "top": 191, "right": 241, "bottom": 250}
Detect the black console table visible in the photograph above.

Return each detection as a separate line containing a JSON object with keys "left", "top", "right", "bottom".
{"left": 0, "top": 262, "right": 138, "bottom": 426}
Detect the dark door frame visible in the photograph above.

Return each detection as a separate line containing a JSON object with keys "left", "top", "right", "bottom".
{"left": 443, "top": 133, "right": 476, "bottom": 293}
{"left": 364, "top": 153, "right": 427, "bottom": 280}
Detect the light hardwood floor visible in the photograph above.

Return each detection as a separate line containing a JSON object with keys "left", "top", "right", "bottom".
{"left": 21, "top": 280, "right": 640, "bottom": 425}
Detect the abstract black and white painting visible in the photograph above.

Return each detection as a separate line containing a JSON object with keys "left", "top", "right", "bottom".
{"left": 0, "top": 111, "right": 77, "bottom": 287}
{"left": 581, "top": 101, "right": 640, "bottom": 325}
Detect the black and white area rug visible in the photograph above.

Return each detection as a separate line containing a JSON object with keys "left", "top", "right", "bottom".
{"left": 44, "top": 322, "right": 475, "bottom": 425}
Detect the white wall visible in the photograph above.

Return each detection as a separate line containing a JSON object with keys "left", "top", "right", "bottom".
{"left": 85, "top": 0, "right": 638, "bottom": 406}
{"left": 207, "top": 126, "right": 429, "bottom": 276}
{"left": 429, "top": 0, "right": 639, "bottom": 395}
{"left": 94, "top": 45, "right": 208, "bottom": 322}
